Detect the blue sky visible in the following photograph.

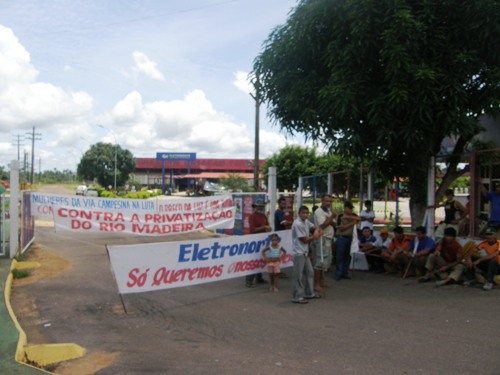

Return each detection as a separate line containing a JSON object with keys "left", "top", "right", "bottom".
{"left": 0, "top": 0, "right": 305, "bottom": 172}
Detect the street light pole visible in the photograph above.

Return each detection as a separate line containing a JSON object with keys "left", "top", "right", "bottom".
{"left": 250, "top": 77, "right": 260, "bottom": 192}
{"left": 97, "top": 125, "right": 117, "bottom": 192}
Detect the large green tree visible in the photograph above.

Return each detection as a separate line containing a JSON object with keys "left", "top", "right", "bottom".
{"left": 254, "top": 0, "right": 500, "bottom": 226}
{"left": 77, "top": 142, "right": 136, "bottom": 188}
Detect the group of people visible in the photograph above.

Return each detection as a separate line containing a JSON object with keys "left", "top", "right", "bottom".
{"left": 247, "top": 188, "right": 500, "bottom": 304}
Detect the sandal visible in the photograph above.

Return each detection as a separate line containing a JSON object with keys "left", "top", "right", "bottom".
{"left": 292, "top": 299, "right": 309, "bottom": 304}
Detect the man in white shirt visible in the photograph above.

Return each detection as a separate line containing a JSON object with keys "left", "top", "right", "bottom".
{"left": 360, "top": 200, "right": 375, "bottom": 234}
{"left": 291, "top": 206, "right": 322, "bottom": 304}
{"left": 313, "top": 194, "right": 338, "bottom": 292}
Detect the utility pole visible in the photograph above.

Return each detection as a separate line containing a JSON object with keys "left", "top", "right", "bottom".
{"left": 38, "top": 157, "right": 42, "bottom": 184}
{"left": 250, "top": 77, "right": 261, "bottom": 191}
{"left": 12, "top": 134, "right": 24, "bottom": 161}
{"left": 25, "top": 126, "right": 42, "bottom": 185}
{"left": 23, "top": 149, "right": 28, "bottom": 184}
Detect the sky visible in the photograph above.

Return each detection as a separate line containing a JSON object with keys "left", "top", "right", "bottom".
{"left": 0, "top": 0, "right": 305, "bottom": 172}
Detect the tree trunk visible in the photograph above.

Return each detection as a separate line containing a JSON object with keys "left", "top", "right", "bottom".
{"left": 408, "top": 168, "right": 428, "bottom": 230}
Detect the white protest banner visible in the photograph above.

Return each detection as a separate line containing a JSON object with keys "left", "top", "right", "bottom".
{"left": 53, "top": 194, "right": 235, "bottom": 236}
{"left": 31, "top": 193, "right": 157, "bottom": 218}
{"left": 108, "top": 230, "right": 293, "bottom": 294}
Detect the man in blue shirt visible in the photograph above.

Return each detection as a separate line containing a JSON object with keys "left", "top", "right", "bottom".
{"left": 408, "top": 226, "right": 435, "bottom": 277}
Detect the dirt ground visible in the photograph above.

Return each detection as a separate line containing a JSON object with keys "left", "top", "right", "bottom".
{"left": 12, "top": 243, "right": 120, "bottom": 374}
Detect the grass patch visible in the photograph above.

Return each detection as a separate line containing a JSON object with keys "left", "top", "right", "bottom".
{"left": 11, "top": 268, "right": 31, "bottom": 279}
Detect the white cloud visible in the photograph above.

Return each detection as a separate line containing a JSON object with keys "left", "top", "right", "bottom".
{"left": 132, "top": 51, "right": 165, "bottom": 81}
{"left": 0, "top": 25, "right": 93, "bottom": 131}
{"left": 104, "top": 89, "right": 292, "bottom": 160}
{"left": 233, "top": 70, "right": 253, "bottom": 95}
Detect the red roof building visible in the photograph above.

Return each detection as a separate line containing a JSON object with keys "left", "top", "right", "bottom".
{"left": 134, "top": 158, "right": 265, "bottom": 189}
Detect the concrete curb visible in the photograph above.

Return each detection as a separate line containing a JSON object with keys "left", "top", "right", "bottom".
{"left": 5, "top": 259, "right": 86, "bottom": 372}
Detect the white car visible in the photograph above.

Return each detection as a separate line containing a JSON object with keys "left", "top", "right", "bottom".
{"left": 76, "top": 185, "right": 87, "bottom": 195}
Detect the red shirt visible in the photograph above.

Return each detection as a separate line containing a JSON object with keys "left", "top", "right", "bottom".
{"left": 248, "top": 212, "right": 269, "bottom": 233}
{"left": 438, "top": 238, "right": 462, "bottom": 263}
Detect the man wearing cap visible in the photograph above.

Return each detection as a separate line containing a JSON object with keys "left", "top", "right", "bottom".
{"left": 463, "top": 227, "right": 500, "bottom": 290}
{"left": 245, "top": 199, "right": 272, "bottom": 288}
{"left": 335, "top": 201, "right": 361, "bottom": 280}
{"left": 430, "top": 189, "right": 467, "bottom": 238}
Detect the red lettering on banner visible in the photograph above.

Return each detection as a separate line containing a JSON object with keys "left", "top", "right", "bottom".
{"left": 37, "top": 205, "right": 53, "bottom": 215}
{"left": 131, "top": 223, "right": 198, "bottom": 234}
{"left": 221, "top": 198, "right": 232, "bottom": 208}
{"left": 127, "top": 268, "right": 149, "bottom": 288}
{"left": 100, "top": 222, "right": 126, "bottom": 232}
{"left": 130, "top": 214, "right": 140, "bottom": 222}
{"left": 228, "top": 259, "right": 267, "bottom": 274}
{"left": 58, "top": 208, "right": 127, "bottom": 222}
{"left": 71, "top": 219, "right": 92, "bottom": 230}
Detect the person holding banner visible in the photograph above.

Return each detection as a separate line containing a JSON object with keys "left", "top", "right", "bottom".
{"left": 313, "top": 194, "right": 338, "bottom": 292}
{"left": 245, "top": 199, "right": 272, "bottom": 288}
{"left": 291, "top": 206, "right": 323, "bottom": 304}
{"left": 262, "top": 233, "right": 287, "bottom": 292}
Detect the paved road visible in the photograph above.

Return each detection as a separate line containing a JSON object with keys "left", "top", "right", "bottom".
{"left": 12, "top": 223, "right": 500, "bottom": 375}
{"left": 10, "top": 187, "right": 499, "bottom": 374}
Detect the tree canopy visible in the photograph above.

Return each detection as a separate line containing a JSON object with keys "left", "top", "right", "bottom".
{"left": 263, "top": 145, "right": 359, "bottom": 194}
{"left": 77, "top": 142, "right": 136, "bottom": 188}
{"left": 254, "top": 0, "right": 500, "bottom": 223}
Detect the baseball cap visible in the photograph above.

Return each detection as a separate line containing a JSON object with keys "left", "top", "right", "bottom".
{"left": 380, "top": 228, "right": 389, "bottom": 235}
{"left": 252, "top": 199, "right": 265, "bottom": 207}
{"left": 485, "top": 227, "right": 497, "bottom": 235}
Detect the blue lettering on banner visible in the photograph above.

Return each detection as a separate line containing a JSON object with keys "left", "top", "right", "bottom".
{"left": 178, "top": 237, "right": 271, "bottom": 262}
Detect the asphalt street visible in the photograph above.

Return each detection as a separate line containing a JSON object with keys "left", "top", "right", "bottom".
{"left": 11, "top": 222, "right": 500, "bottom": 375}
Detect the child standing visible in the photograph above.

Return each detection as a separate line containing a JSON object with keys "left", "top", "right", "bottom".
{"left": 262, "top": 233, "right": 287, "bottom": 292}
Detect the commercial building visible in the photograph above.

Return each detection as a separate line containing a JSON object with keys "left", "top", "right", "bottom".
{"left": 133, "top": 158, "right": 265, "bottom": 190}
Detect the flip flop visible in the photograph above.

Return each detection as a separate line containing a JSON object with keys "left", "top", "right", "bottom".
{"left": 292, "top": 299, "right": 309, "bottom": 304}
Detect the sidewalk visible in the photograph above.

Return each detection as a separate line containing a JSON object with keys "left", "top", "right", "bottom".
{"left": 0, "top": 258, "right": 44, "bottom": 374}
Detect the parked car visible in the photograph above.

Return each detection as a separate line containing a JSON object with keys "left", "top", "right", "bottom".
{"left": 76, "top": 185, "right": 87, "bottom": 195}
{"left": 84, "top": 188, "right": 98, "bottom": 197}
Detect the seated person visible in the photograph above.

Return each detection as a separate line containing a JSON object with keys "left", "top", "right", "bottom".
{"left": 418, "top": 227, "right": 465, "bottom": 286}
{"left": 381, "top": 226, "right": 410, "bottom": 273}
{"left": 358, "top": 226, "right": 378, "bottom": 271}
{"left": 403, "top": 226, "right": 436, "bottom": 277}
{"left": 463, "top": 227, "right": 500, "bottom": 290}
